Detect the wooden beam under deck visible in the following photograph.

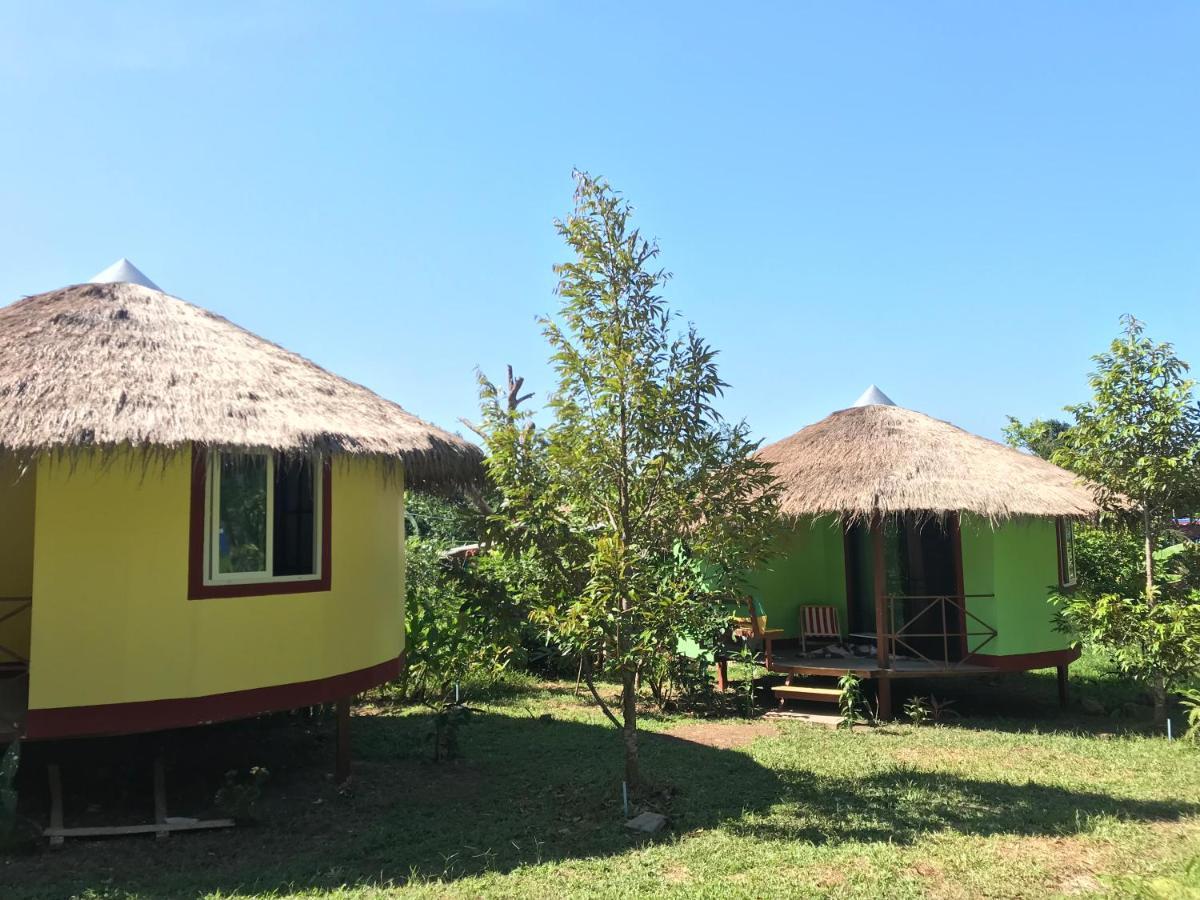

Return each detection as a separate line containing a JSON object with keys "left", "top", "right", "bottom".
{"left": 766, "top": 656, "right": 999, "bottom": 680}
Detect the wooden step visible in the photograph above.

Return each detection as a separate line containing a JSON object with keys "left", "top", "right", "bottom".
{"left": 772, "top": 685, "right": 843, "bottom": 704}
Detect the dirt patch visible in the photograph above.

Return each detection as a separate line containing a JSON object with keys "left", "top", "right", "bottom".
{"left": 892, "top": 746, "right": 974, "bottom": 768}
{"left": 661, "top": 720, "right": 779, "bottom": 750}
{"left": 810, "top": 865, "right": 848, "bottom": 888}
{"left": 661, "top": 863, "right": 691, "bottom": 884}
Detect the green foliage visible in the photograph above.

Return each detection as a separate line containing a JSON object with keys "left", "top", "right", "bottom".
{"left": 427, "top": 702, "right": 477, "bottom": 762}
{"left": 395, "top": 490, "right": 541, "bottom": 705}
{"left": 399, "top": 533, "right": 515, "bottom": 705}
{"left": 1055, "top": 587, "right": 1200, "bottom": 702}
{"left": 1002, "top": 416, "right": 1072, "bottom": 460}
{"left": 0, "top": 740, "right": 18, "bottom": 841}
{"left": 1054, "top": 315, "right": 1200, "bottom": 558}
{"left": 661, "top": 655, "right": 721, "bottom": 714}
{"left": 1180, "top": 689, "right": 1200, "bottom": 743}
{"left": 732, "top": 643, "right": 759, "bottom": 719}
{"left": 838, "top": 673, "right": 872, "bottom": 728}
{"left": 214, "top": 766, "right": 269, "bottom": 822}
{"left": 475, "top": 172, "right": 780, "bottom": 785}
{"left": 405, "top": 491, "right": 481, "bottom": 544}
{"left": 926, "top": 695, "right": 960, "bottom": 723}
{"left": 903, "top": 695, "right": 930, "bottom": 725}
{"left": 1048, "top": 316, "right": 1200, "bottom": 727}
{"left": 1073, "top": 524, "right": 1146, "bottom": 596}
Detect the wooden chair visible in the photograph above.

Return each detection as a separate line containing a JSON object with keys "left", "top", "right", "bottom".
{"left": 799, "top": 604, "right": 841, "bottom": 653}
{"left": 718, "top": 597, "right": 784, "bottom": 689}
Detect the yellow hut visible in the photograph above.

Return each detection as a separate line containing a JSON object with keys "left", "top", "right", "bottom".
{"left": 0, "top": 260, "right": 480, "bottom": 741}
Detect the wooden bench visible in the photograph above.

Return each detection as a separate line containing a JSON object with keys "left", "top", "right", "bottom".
{"left": 717, "top": 597, "right": 784, "bottom": 690}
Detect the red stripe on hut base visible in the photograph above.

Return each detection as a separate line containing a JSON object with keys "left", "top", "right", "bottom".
{"left": 970, "top": 647, "right": 1081, "bottom": 672}
{"left": 23, "top": 655, "right": 402, "bottom": 741}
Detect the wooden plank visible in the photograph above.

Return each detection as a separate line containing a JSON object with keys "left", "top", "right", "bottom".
{"left": 772, "top": 685, "right": 841, "bottom": 696}
{"left": 43, "top": 819, "right": 235, "bottom": 839}
{"left": 772, "top": 686, "right": 842, "bottom": 703}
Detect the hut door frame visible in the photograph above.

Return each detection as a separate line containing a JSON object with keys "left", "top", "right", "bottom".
{"left": 842, "top": 514, "right": 968, "bottom": 662}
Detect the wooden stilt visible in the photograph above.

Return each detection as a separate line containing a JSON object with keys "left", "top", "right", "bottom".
{"left": 870, "top": 516, "right": 894, "bottom": 721}
{"left": 44, "top": 758, "right": 234, "bottom": 844}
{"left": 153, "top": 756, "right": 168, "bottom": 841}
{"left": 716, "top": 659, "right": 728, "bottom": 692}
{"left": 876, "top": 676, "right": 893, "bottom": 721}
{"left": 1056, "top": 663, "right": 1069, "bottom": 708}
{"left": 335, "top": 696, "right": 352, "bottom": 783}
{"left": 47, "top": 763, "right": 64, "bottom": 849}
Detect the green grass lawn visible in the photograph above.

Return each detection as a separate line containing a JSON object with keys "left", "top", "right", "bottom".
{"left": 3, "top": 659, "right": 1198, "bottom": 899}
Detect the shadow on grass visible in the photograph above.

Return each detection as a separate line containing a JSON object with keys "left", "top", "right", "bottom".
{"left": 4, "top": 708, "right": 782, "bottom": 899}
{"left": 5, "top": 701, "right": 1196, "bottom": 899}
{"left": 886, "top": 667, "right": 1164, "bottom": 737}
{"left": 730, "top": 767, "right": 1199, "bottom": 845}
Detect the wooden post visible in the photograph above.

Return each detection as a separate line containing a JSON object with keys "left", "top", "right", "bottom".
{"left": 47, "top": 763, "right": 64, "bottom": 849}
{"left": 871, "top": 517, "right": 893, "bottom": 720}
{"left": 335, "top": 697, "right": 352, "bottom": 783}
{"left": 716, "top": 659, "right": 729, "bottom": 692}
{"left": 153, "top": 756, "right": 169, "bottom": 841}
{"left": 950, "top": 512, "right": 969, "bottom": 661}
{"left": 1056, "top": 663, "right": 1069, "bottom": 708}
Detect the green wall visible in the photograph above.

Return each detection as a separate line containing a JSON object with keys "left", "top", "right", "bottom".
{"left": 747, "top": 513, "right": 1068, "bottom": 656}
{"left": 961, "top": 515, "right": 1068, "bottom": 656}
{"left": 747, "top": 517, "right": 847, "bottom": 638}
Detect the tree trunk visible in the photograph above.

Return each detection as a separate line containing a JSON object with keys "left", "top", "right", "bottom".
{"left": 1143, "top": 506, "right": 1155, "bottom": 603}
{"left": 1151, "top": 674, "right": 1168, "bottom": 730}
{"left": 621, "top": 667, "right": 640, "bottom": 789}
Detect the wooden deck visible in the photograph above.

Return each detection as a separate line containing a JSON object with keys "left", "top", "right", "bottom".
{"left": 768, "top": 652, "right": 997, "bottom": 680}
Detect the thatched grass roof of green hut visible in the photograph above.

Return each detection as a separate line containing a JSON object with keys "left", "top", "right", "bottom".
{"left": 757, "top": 392, "right": 1098, "bottom": 523}
{"left": 0, "top": 278, "right": 482, "bottom": 488}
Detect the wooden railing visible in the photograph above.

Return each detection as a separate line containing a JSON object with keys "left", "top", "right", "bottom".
{"left": 0, "top": 596, "right": 32, "bottom": 670}
{"left": 884, "top": 594, "right": 997, "bottom": 668}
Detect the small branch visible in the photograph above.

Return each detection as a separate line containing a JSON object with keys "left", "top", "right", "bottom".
{"left": 458, "top": 416, "right": 487, "bottom": 440}
{"left": 583, "top": 657, "right": 622, "bottom": 729}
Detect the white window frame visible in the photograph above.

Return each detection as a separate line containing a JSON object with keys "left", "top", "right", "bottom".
{"left": 1057, "top": 517, "right": 1078, "bottom": 588}
{"left": 204, "top": 450, "right": 323, "bottom": 586}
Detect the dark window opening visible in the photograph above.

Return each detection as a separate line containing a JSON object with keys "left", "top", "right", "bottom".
{"left": 274, "top": 456, "right": 316, "bottom": 577}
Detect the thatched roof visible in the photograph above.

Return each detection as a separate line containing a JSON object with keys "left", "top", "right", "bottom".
{"left": 0, "top": 279, "right": 482, "bottom": 487}
{"left": 757, "top": 393, "right": 1097, "bottom": 522}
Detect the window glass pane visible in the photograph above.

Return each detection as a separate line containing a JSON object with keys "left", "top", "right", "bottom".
{"left": 274, "top": 456, "right": 316, "bottom": 576}
{"left": 218, "top": 455, "right": 268, "bottom": 574}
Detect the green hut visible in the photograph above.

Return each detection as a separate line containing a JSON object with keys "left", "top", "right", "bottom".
{"left": 748, "top": 386, "right": 1097, "bottom": 717}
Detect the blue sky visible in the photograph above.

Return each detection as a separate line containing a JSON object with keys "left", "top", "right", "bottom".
{"left": 2, "top": 2, "right": 1197, "bottom": 446}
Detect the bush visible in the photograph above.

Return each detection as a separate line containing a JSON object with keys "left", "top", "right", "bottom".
{"left": 1056, "top": 536, "right": 1200, "bottom": 726}
{"left": 397, "top": 536, "right": 515, "bottom": 704}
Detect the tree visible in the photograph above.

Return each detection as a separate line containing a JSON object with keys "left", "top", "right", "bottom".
{"left": 476, "top": 172, "right": 780, "bottom": 788}
{"left": 1053, "top": 315, "right": 1200, "bottom": 725}
{"left": 1054, "top": 315, "right": 1200, "bottom": 599}
{"left": 1002, "top": 417, "right": 1072, "bottom": 460}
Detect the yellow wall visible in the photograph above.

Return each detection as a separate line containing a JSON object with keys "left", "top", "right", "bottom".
{"left": 28, "top": 448, "right": 404, "bottom": 712}
{"left": 0, "top": 455, "right": 35, "bottom": 662}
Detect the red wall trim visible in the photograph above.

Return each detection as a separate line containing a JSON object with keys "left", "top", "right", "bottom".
{"left": 24, "top": 655, "right": 401, "bottom": 740}
{"left": 188, "top": 451, "right": 333, "bottom": 600}
{"left": 971, "top": 646, "right": 1081, "bottom": 671}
